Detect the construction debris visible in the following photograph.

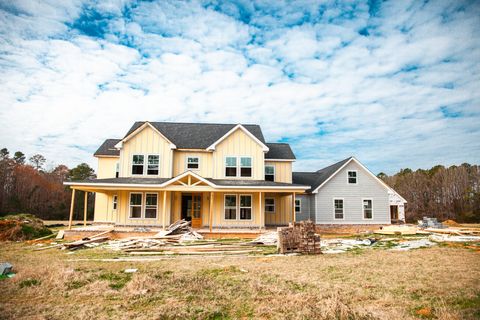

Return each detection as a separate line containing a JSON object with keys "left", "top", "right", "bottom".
{"left": 374, "top": 225, "right": 418, "bottom": 235}
{"left": 418, "top": 217, "right": 444, "bottom": 229}
{"left": 429, "top": 234, "right": 480, "bottom": 242}
{"left": 277, "top": 221, "right": 321, "bottom": 254}
{"left": 250, "top": 231, "right": 278, "bottom": 245}
{"left": 0, "top": 262, "right": 13, "bottom": 275}
{"left": 390, "top": 239, "right": 436, "bottom": 251}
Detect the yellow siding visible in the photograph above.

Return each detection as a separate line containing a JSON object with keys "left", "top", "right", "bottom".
{"left": 115, "top": 190, "right": 172, "bottom": 226}
{"left": 119, "top": 125, "right": 173, "bottom": 178}
{"left": 264, "top": 194, "right": 293, "bottom": 225}
{"left": 265, "top": 161, "right": 292, "bottom": 183}
{"left": 212, "top": 128, "right": 265, "bottom": 180}
{"left": 94, "top": 157, "right": 119, "bottom": 223}
{"left": 96, "top": 157, "right": 119, "bottom": 179}
{"left": 172, "top": 151, "right": 214, "bottom": 177}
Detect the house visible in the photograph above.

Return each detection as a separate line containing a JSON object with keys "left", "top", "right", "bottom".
{"left": 64, "top": 121, "right": 310, "bottom": 233}
{"left": 292, "top": 157, "right": 407, "bottom": 225}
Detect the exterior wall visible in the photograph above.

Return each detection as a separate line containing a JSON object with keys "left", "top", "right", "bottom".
{"left": 172, "top": 151, "right": 214, "bottom": 177}
{"left": 295, "top": 194, "right": 315, "bottom": 221}
{"left": 314, "top": 161, "right": 390, "bottom": 224}
{"left": 265, "top": 161, "right": 292, "bottom": 183}
{"left": 212, "top": 128, "right": 265, "bottom": 180}
{"left": 94, "top": 157, "right": 119, "bottom": 223}
{"left": 264, "top": 194, "right": 293, "bottom": 226}
{"left": 114, "top": 190, "right": 172, "bottom": 226}
{"left": 118, "top": 125, "right": 173, "bottom": 178}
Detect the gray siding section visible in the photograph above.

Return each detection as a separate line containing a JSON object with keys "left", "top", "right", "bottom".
{"left": 314, "top": 161, "right": 390, "bottom": 224}
{"left": 295, "top": 194, "right": 316, "bottom": 221}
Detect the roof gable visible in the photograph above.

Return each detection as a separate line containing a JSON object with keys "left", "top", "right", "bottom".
{"left": 94, "top": 139, "right": 121, "bottom": 157}
{"left": 206, "top": 124, "right": 269, "bottom": 152}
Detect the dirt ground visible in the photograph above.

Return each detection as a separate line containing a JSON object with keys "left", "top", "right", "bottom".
{"left": 0, "top": 241, "right": 479, "bottom": 320}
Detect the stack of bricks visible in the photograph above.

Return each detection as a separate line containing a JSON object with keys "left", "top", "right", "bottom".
{"left": 277, "top": 220, "right": 321, "bottom": 254}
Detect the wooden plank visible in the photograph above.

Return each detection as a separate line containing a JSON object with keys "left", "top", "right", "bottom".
{"left": 82, "top": 229, "right": 114, "bottom": 240}
{"left": 162, "top": 191, "right": 167, "bottom": 229}
{"left": 68, "top": 189, "right": 76, "bottom": 230}
{"left": 209, "top": 192, "right": 213, "bottom": 232}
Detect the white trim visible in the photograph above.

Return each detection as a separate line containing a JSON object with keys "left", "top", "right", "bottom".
{"left": 223, "top": 194, "right": 237, "bottom": 220}
{"left": 347, "top": 170, "right": 358, "bottom": 185}
{"left": 265, "top": 164, "right": 275, "bottom": 182}
{"left": 333, "top": 198, "right": 345, "bottom": 220}
{"left": 265, "top": 159, "right": 295, "bottom": 162}
{"left": 223, "top": 155, "right": 253, "bottom": 179}
{"left": 112, "top": 194, "right": 118, "bottom": 212}
{"left": 131, "top": 154, "right": 145, "bottom": 176}
{"left": 362, "top": 198, "right": 373, "bottom": 220}
{"left": 207, "top": 124, "right": 269, "bottom": 152}
{"left": 185, "top": 155, "right": 200, "bottom": 171}
{"left": 294, "top": 198, "right": 302, "bottom": 214}
{"left": 265, "top": 197, "right": 275, "bottom": 213}
{"left": 312, "top": 157, "right": 407, "bottom": 202}
{"left": 144, "top": 192, "right": 159, "bottom": 219}
{"left": 116, "top": 122, "right": 177, "bottom": 150}
{"left": 129, "top": 192, "right": 143, "bottom": 219}
{"left": 239, "top": 194, "right": 253, "bottom": 221}
{"left": 146, "top": 154, "right": 160, "bottom": 176}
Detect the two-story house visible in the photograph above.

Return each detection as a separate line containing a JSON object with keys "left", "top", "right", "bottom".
{"left": 65, "top": 122, "right": 310, "bottom": 231}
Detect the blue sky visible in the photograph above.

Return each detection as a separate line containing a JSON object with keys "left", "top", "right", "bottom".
{"left": 0, "top": 0, "right": 479, "bottom": 174}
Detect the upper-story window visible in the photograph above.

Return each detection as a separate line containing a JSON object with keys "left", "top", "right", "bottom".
{"left": 225, "top": 157, "right": 237, "bottom": 177}
{"left": 147, "top": 155, "right": 159, "bottom": 175}
{"left": 348, "top": 170, "right": 357, "bottom": 184}
{"left": 240, "top": 157, "right": 252, "bottom": 177}
{"left": 187, "top": 156, "right": 199, "bottom": 170}
{"left": 265, "top": 165, "right": 275, "bottom": 181}
{"left": 132, "top": 155, "right": 144, "bottom": 175}
{"left": 132, "top": 154, "right": 159, "bottom": 176}
{"left": 225, "top": 156, "right": 252, "bottom": 178}
{"left": 115, "top": 162, "right": 120, "bottom": 178}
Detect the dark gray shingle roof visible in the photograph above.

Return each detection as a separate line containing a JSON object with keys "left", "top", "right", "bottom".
{"left": 94, "top": 139, "right": 121, "bottom": 157}
{"left": 265, "top": 143, "right": 296, "bottom": 160}
{"left": 125, "top": 122, "right": 265, "bottom": 149}
{"left": 293, "top": 157, "right": 353, "bottom": 193}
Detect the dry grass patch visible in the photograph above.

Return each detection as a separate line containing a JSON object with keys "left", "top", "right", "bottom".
{"left": 0, "top": 242, "right": 479, "bottom": 319}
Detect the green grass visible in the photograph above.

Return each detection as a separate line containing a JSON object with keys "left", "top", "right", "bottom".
{"left": 19, "top": 278, "right": 40, "bottom": 288}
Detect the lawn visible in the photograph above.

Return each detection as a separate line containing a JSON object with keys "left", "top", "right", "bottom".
{"left": 0, "top": 242, "right": 479, "bottom": 320}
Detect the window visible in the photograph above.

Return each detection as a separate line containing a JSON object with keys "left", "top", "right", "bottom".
{"left": 224, "top": 195, "right": 237, "bottom": 219}
{"left": 112, "top": 195, "right": 118, "bottom": 211}
{"left": 145, "top": 193, "right": 158, "bottom": 219}
{"left": 348, "top": 171, "right": 357, "bottom": 184}
{"left": 187, "top": 157, "right": 199, "bottom": 170}
{"left": 129, "top": 193, "right": 142, "bottom": 218}
{"left": 147, "top": 155, "right": 159, "bottom": 175}
{"left": 240, "top": 195, "right": 252, "bottom": 220}
{"left": 265, "top": 165, "right": 275, "bottom": 181}
{"left": 240, "top": 157, "right": 252, "bottom": 177}
{"left": 363, "top": 199, "right": 373, "bottom": 219}
{"left": 115, "top": 162, "right": 119, "bottom": 178}
{"left": 334, "top": 199, "right": 344, "bottom": 219}
{"left": 132, "top": 155, "right": 144, "bottom": 175}
{"left": 265, "top": 198, "right": 275, "bottom": 213}
{"left": 225, "top": 157, "right": 237, "bottom": 177}
{"left": 295, "top": 199, "right": 301, "bottom": 213}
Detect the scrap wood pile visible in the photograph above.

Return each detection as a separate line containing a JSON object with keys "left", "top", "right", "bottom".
{"left": 278, "top": 221, "right": 321, "bottom": 254}
{"left": 0, "top": 214, "right": 52, "bottom": 241}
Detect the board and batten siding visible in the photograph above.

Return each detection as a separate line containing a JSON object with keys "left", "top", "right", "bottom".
{"left": 94, "top": 157, "right": 119, "bottom": 223}
{"left": 264, "top": 194, "right": 293, "bottom": 226}
{"left": 314, "top": 161, "right": 390, "bottom": 224}
{"left": 119, "top": 125, "right": 173, "bottom": 178}
{"left": 264, "top": 161, "right": 292, "bottom": 183}
{"left": 212, "top": 128, "right": 265, "bottom": 180}
{"left": 172, "top": 151, "right": 214, "bottom": 177}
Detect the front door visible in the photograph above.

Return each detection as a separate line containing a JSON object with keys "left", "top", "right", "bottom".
{"left": 181, "top": 194, "right": 202, "bottom": 228}
{"left": 390, "top": 205, "right": 398, "bottom": 220}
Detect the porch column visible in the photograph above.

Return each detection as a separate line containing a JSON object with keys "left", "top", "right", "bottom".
{"left": 83, "top": 191, "right": 88, "bottom": 226}
{"left": 162, "top": 191, "right": 167, "bottom": 229}
{"left": 291, "top": 192, "right": 296, "bottom": 224}
{"left": 209, "top": 192, "right": 214, "bottom": 232}
{"left": 259, "top": 192, "right": 263, "bottom": 230}
{"left": 68, "top": 189, "right": 76, "bottom": 230}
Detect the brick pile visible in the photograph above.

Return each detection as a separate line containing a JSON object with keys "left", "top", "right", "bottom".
{"left": 277, "top": 220, "right": 321, "bottom": 254}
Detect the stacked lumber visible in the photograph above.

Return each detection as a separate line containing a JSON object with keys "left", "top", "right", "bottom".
{"left": 154, "top": 219, "right": 203, "bottom": 240}
{"left": 278, "top": 221, "right": 321, "bottom": 254}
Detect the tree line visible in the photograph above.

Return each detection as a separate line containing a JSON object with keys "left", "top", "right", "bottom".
{"left": 0, "top": 148, "right": 96, "bottom": 220}
{"left": 379, "top": 163, "right": 480, "bottom": 223}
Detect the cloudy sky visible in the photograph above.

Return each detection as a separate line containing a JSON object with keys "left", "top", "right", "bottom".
{"left": 0, "top": 0, "right": 479, "bottom": 174}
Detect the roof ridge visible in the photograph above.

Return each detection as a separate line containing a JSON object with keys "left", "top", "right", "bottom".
{"left": 148, "top": 121, "right": 260, "bottom": 126}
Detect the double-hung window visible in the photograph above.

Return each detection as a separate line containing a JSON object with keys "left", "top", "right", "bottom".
{"left": 295, "top": 199, "right": 301, "bottom": 213}
{"left": 239, "top": 195, "right": 252, "bottom": 220}
{"left": 132, "top": 155, "right": 144, "bottom": 175}
{"left": 225, "top": 157, "right": 237, "bottom": 177}
{"left": 129, "top": 193, "right": 143, "bottom": 218}
{"left": 240, "top": 157, "right": 252, "bottom": 177}
{"left": 112, "top": 195, "right": 118, "bottom": 211}
{"left": 363, "top": 199, "right": 373, "bottom": 219}
{"left": 224, "top": 195, "right": 237, "bottom": 219}
{"left": 147, "top": 155, "right": 159, "bottom": 175}
{"left": 145, "top": 193, "right": 158, "bottom": 219}
{"left": 265, "top": 165, "right": 275, "bottom": 181}
{"left": 348, "top": 171, "right": 357, "bottom": 184}
{"left": 334, "top": 199, "right": 344, "bottom": 219}
{"left": 115, "top": 163, "right": 120, "bottom": 178}
{"left": 265, "top": 198, "right": 275, "bottom": 213}
{"left": 187, "top": 157, "right": 199, "bottom": 170}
